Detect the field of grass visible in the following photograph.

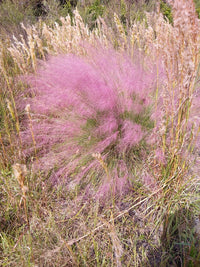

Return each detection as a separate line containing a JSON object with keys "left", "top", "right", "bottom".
{"left": 0, "top": 0, "right": 200, "bottom": 266}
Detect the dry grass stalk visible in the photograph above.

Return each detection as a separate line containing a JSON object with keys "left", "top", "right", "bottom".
{"left": 65, "top": 187, "right": 162, "bottom": 247}
{"left": 25, "top": 104, "right": 37, "bottom": 159}
{"left": 0, "top": 133, "right": 8, "bottom": 167}
{"left": 114, "top": 13, "right": 127, "bottom": 50}
{"left": 156, "top": 0, "right": 199, "bottom": 174}
{"left": 103, "top": 216, "right": 123, "bottom": 267}
{"left": 7, "top": 10, "right": 112, "bottom": 73}
{"left": 92, "top": 152, "right": 111, "bottom": 183}
{"left": 3, "top": 9, "right": 154, "bottom": 74}
{"left": 12, "top": 163, "right": 29, "bottom": 226}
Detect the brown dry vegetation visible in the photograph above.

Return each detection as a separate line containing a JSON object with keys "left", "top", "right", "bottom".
{"left": 0, "top": 0, "right": 200, "bottom": 266}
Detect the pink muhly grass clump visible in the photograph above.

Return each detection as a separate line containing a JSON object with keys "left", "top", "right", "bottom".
{"left": 21, "top": 47, "right": 158, "bottom": 198}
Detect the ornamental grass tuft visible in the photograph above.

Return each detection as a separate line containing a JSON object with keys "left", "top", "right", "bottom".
{"left": 20, "top": 47, "right": 159, "bottom": 197}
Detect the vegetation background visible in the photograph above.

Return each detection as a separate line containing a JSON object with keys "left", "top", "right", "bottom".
{"left": 0, "top": 0, "right": 200, "bottom": 266}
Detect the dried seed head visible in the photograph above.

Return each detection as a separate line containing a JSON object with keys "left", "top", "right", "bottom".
{"left": 6, "top": 99, "right": 15, "bottom": 121}
{"left": 92, "top": 152, "right": 101, "bottom": 160}
{"left": 25, "top": 104, "right": 30, "bottom": 113}
{"left": 12, "top": 163, "right": 27, "bottom": 187}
